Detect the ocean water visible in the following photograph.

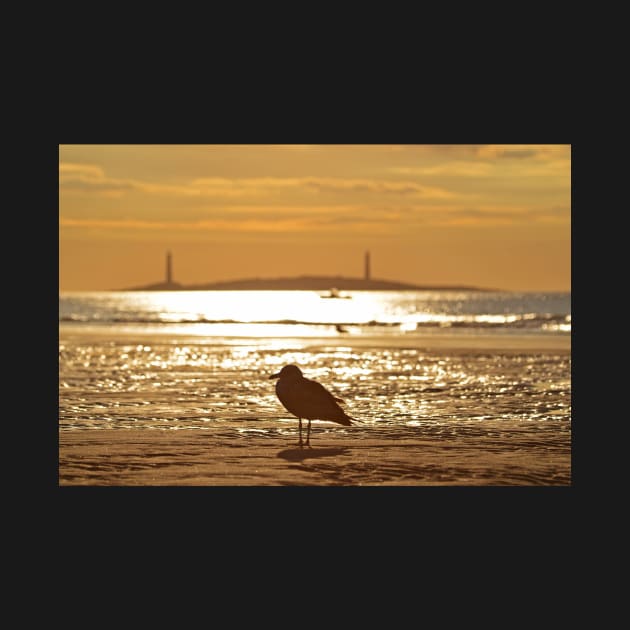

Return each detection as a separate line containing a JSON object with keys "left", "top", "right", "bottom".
{"left": 59, "top": 291, "right": 571, "bottom": 451}
{"left": 60, "top": 290, "right": 570, "bottom": 336}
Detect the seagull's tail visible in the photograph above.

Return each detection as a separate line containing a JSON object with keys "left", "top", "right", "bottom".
{"left": 332, "top": 397, "right": 360, "bottom": 425}
{"left": 339, "top": 413, "right": 361, "bottom": 426}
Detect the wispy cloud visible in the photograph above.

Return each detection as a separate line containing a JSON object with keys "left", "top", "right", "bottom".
{"left": 59, "top": 213, "right": 395, "bottom": 235}
{"left": 60, "top": 162, "right": 139, "bottom": 196}
{"left": 299, "top": 177, "right": 453, "bottom": 198}
{"left": 60, "top": 200, "right": 569, "bottom": 235}
{"left": 59, "top": 163, "right": 105, "bottom": 178}
{"left": 476, "top": 144, "right": 569, "bottom": 160}
{"left": 390, "top": 162, "right": 494, "bottom": 178}
{"left": 191, "top": 176, "right": 454, "bottom": 198}
{"left": 60, "top": 167, "right": 457, "bottom": 201}
{"left": 388, "top": 157, "right": 570, "bottom": 187}
{"left": 60, "top": 164, "right": 197, "bottom": 197}
{"left": 404, "top": 203, "right": 570, "bottom": 227}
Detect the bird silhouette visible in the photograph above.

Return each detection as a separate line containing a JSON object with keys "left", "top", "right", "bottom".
{"left": 269, "top": 364, "right": 354, "bottom": 447}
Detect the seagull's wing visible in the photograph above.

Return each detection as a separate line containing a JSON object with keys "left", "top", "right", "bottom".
{"left": 285, "top": 378, "right": 358, "bottom": 425}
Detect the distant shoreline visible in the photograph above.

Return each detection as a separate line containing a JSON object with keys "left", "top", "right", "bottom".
{"left": 119, "top": 275, "right": 494, "bottom": 292}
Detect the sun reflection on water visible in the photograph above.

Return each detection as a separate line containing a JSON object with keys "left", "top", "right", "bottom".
{"left": 61, "top": 290, "right": 572, "bottom": 338}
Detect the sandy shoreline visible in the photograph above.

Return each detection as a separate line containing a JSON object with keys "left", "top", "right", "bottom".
{"left": 59, "top": 427, "right": 571, "bottom": 486}
{"left": 59, "top": 326, "right": 571, "bottom": 354}
{"left": 59, "top": 328, "right": 571, "bottom": 486}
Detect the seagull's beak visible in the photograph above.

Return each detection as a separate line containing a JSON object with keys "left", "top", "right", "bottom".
{"left": 269, "top": 371, "right": 281, "bottom": 379}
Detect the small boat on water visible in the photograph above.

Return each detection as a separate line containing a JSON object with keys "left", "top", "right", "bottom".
{"left": 320, "top": 287, "right": 352, "bottom": 299}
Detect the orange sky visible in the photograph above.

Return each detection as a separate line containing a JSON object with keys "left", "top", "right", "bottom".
{"left": 59, "top": 144, "right": 570, "bottom": 291}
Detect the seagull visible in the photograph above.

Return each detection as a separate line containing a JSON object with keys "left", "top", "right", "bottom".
{"left": 269, "top": 364, "right": 355, "bottom": 447}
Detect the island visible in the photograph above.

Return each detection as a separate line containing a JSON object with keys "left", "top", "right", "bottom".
{"left": 121, "top": 275, "right": 491, "bottom": 292}
{"left": 120, "top": 252, "right": 494, "bottom": 291}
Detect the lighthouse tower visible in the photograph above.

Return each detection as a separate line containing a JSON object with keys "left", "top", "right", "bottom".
{"left": 166, "top": 251, "right": 172, "bottom": 284}
{"left": 364, "top": 250, "right": 371, "bottom": 281}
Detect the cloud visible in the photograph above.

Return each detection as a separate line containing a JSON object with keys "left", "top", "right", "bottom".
{"left": 216, "top": 204, "right": 364, "bottom": 218}
{"left": 404, "top": 204, "right": 571, "bottom": 227}
{"left": 300, "top": 177, "right": 453, "bottom": 198}
{"left": 383, "top": 145, "right": 486, "bottom": 155}
{"left": 60, "top": 162, "right": 138, "bottom": 195}
{"left": 476, "top": 145, "right": 569, "bottom": 160}
{"left": 58, "top": 215, "right": 388, "bottom": 235}
{"left": 60, "top": 164, "right": 207, "bottom": 197}
{"left": 388, "top": 153, "right": 570, "bottom": 189}
{"left": 59, "top": 197, "right": 408, "bottom": 235}
{"left": 192, "top": 176, "right": 454, "bottom": 198}
{"left": 59, "top": 163, "right": 105, "bottom": 178}
{"left": 390, "top": 162, "right": 494, "bottom": 178}
{"left": 60, "top": 200, "right": 569, "bottom": 237}
{"left": 60, "top": 165, "right": 456, "bottom": 201}
{"left": 62, "top": 180, "right": 136, "bottom": 193}
{"left": 59, "top": 217, "right": 293, "bottom": 232}
{"left": 189, "top": 177, "right": 302, "bottom": 199}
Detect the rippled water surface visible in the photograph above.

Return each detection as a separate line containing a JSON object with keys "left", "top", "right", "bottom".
{"left": 59, "top": 338, "right": 571, "bottom": 436}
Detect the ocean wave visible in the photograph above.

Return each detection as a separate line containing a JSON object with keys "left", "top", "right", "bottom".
{"left": 59, "top": 313, "right": 571, "bottom": 332}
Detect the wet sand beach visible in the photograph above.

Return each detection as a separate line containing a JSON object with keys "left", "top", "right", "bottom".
{"left": 59, "top": 426, "right": 570, "bottom": 486}
{"left": 59, "top": 330, "right": 571, "bottom": 486}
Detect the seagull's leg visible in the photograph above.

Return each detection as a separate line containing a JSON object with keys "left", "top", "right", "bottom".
{"left": 306, "top": 419, "right": 312, "bottom": 447}
{"left": 298, "top": 418, "right": 303, "bottom": 447}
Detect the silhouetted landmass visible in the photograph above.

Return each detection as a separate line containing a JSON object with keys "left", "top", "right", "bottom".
{"left": 123, "top": 281, "right": 184, "bottom": 291}
{"left": 121, "top": 275, "right": 492, "bottom": 291}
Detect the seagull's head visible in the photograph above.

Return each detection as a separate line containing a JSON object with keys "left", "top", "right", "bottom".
{"left": 269, "top": 364, "right": 303, "bottom": 380}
